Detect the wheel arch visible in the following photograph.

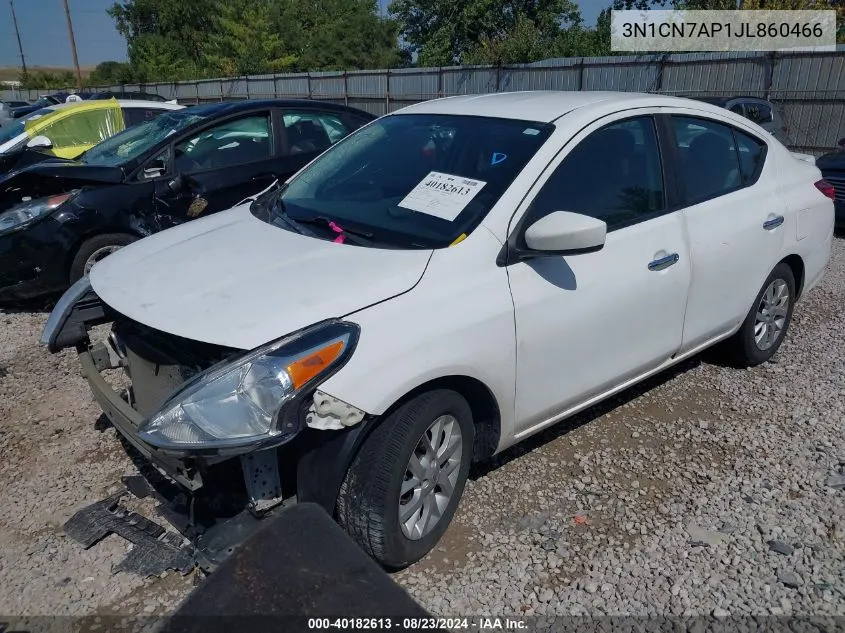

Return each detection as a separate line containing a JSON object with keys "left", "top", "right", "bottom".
{"left": 294, "top": 374, "right": 502, "bottom": 516}
{"left": 780, "top": 253, "right": 805, "bottom": 299}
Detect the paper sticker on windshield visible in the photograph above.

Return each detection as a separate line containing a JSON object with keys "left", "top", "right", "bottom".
{"left": 398, "top": 172, "right": 486, "bottom": 222}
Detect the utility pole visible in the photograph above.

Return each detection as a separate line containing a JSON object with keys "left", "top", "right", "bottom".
{"left": 9, "top": 0, "right": 27, "bottom": 76}
{"left": 62, "top": 0, "right": 83, "bottom": 92}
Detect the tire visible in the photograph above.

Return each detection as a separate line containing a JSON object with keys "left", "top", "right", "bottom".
{"left": 69, "top": 233, "right": 137, "bottom": 283}
{"left": 337, "top": 389, "right": 474, "bottom": 569}
{"left": 726, "top": 262, "right": 796, "bottom": 366}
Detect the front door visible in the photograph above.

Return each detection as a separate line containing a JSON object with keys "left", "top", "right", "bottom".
{"left": 153, "top": 111, "right": 281, "bottom": 228}
{"left": 507, "top": 114, "right": 691, "bottom": 435}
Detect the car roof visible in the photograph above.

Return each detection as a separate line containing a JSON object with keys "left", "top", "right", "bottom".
{"left": 689, "top": 95, "right": 772, "bottom": 106}
{"left": 44, "top": 99, "right": 182, "bottom": 113}
{"left": 181, "top": 99, "right": 375, "bottom": 119}
{"left": 393, "top": 91, "right": 729, "bottom": 123}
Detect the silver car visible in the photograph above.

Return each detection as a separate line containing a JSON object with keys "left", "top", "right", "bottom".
{"left": 693, "top": 96, "right": 790, "bottom": 146}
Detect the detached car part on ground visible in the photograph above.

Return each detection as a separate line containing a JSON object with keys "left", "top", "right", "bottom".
{"left": 44, "top": 91, "right": 835, "bottom": 571}
{"left": 0, "top": 99, "right": 374, "bottom": 303}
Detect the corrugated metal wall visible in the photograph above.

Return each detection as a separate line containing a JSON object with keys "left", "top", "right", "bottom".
{"left": 3, "top": 49, "right": 844, "bottom": 152}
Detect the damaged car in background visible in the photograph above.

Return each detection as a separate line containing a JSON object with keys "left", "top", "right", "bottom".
{"left": 0, "top": 99, "right": 374, "bottom": 303}
{"left": 43, "top": 91, "right": 834, "bottom": 575}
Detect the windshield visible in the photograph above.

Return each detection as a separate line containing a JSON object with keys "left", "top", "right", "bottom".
{"left": 261, "top": 114, "right": 553, "bottom": 249}
{"left": 0, "top": 108, "right": 54, "bottom": 148}
{"left": 81, "top": 111, "right": 206, "bottom": 167}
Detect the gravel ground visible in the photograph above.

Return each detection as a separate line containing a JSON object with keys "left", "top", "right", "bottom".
{"left": 0, "top": 237, "right": 843, "bottom": 619}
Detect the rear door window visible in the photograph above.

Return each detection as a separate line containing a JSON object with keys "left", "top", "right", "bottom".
{"left": 671, "top": 116, "right": 743, "bottom": 204}
{"left": 282, "top": 111, "right": 352, "bottom": 154}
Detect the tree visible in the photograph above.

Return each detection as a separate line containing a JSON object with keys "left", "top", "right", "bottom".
{"left": 109, "top": 0, "right": 219, "bottom": 80}
{"left": 88, "top": 61, "right": 136, "bottom": 85}
{"left": 273, "top": 0, "right": 403, "bottom": 71}
{"left": 389, "top": 0, "right": 583, "bottom": 66}
{"left": 205, "top": 0, "right": 297, "bottom": 76}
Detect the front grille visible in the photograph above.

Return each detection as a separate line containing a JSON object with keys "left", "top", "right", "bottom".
{"left": 111, "top": 319, "right": 239, "bottom": 418}
{"left": 821, "top": 172, "right": 845, "bottom": 202}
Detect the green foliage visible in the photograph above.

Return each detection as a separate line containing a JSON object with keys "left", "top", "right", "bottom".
{"left": 19, "top": 70, "right": 75, "bottom": 90}
{"left": 88, "top": 61, "right": 136, "bottom": 85}
{"left": 389, "top": 0, "right": 585, "bottom": 66}
{"left": 106, "top": 0, "right": 404, "bottom": 83}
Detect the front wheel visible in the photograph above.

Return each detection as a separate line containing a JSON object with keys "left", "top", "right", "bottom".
{"left": 727, "top": 262, "right": 796, "bottom": 366}
{"left": 69, "top": 233, "right": 137, "bottom": 283}
{"left": 337, "top": 389, "right": 474, "bottom": 569}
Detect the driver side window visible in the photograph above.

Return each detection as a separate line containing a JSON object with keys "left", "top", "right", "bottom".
{"left": 173, "top": 114, "right": 272, "bottom": 173}
{"left": 525, "top": 116, "right": 665, "bottom": 232}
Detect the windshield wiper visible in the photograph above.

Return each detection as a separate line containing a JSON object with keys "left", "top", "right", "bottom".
{"left": 289, "top": 215, "right": 373, "bottom": 246}
{"left": 270, "top": 196, "right": 312, "bottom": 237}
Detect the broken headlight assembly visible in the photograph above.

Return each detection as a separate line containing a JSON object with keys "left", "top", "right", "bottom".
{"left": 0, "top": 190, "right": 80, "bottom": 236}
{"left": 137, "top": 320, "right": 359, "bottom": 451}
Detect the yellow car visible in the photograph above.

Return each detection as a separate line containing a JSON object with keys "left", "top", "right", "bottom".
{"left": 0, "top": 98, "right": 183, "bottom": 162}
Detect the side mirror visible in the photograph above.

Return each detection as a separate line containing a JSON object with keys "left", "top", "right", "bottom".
{"left": 523, "top": 211, "right": 607, "bottom": 255}
{"left": 143, "top": 158, "right": 166, "bottom": 180}
{"left": 26, "top": 135, "right": 53, "bottom": 150}
{"left": 167, "top": 174, "right": 186, "bottom": 193}
{"left": 838, "top": 138, "right": 845, "bottom": 148}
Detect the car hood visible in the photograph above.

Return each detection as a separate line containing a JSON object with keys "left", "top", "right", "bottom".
{"left": 89, "top": 205, "right": 433, "bottom": 350}
{"left": 816, "top": 149, "right": 845, "bottom": 170}
{"left": 0, "top": 159, "right": 123, "bottom": 210}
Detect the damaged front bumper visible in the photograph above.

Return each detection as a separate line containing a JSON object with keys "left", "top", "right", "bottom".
{"left": 43, "top": 278, "right": 372, "bottom": 574}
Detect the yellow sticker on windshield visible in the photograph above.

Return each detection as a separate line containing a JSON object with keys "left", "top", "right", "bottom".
{"left": 449, "top": 233, "right": 467, "bottom": 247}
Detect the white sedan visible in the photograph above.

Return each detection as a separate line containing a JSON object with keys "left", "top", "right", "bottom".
{"left": 43, "top": 91, "right": 835, "bottom": 570}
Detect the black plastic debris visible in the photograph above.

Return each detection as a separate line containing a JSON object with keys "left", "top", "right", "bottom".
{"left": 63, "top": 492, "right": 194, "bottom": 577}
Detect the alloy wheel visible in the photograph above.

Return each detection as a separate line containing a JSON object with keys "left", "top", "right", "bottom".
{"left": 754, "top": 278, "right": 789, "bottom": 351}
{"left": 398, "top": 414, "right": 463, "bottom": 540}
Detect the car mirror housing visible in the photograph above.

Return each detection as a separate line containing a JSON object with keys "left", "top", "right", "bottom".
{"left": 26, "top": 135, "right": 53, "bottom": 150}
{"left": 523, "top": 211, "right": 607, "bottom": 255}
{"left": 838, "top": 137, "right": 845, "bottom": 148}
{"left": 143, "top": 158, "right": 167, "bottom": 180}
{"left": 167, "top": 174, "right": 186, "bottom": 193}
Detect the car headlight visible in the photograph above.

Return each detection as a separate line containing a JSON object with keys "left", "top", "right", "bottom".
{"left": 0, "top": 190, "right": 78, "bottom": 235}
{"left": 138, "top": 320, "right": 359, "bottom": 451}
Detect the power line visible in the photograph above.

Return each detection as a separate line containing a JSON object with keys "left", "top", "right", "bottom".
{"left": 9, "top": 0, "right": 27, "bottom": 75}
{"left": 62, "top": 0, "right": 83, "bottom": 91}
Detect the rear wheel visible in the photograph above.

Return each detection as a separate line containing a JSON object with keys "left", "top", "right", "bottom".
{"left": 337, "top": 389, "right": 473, "bottom": 569}
{"left": 69, "top": 233, "right": 137, "bottom": 283}
{"left": 726, "top": 263, "right": 795, "bottom": 366}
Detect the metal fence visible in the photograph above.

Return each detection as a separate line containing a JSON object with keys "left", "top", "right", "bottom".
{"left": 3, "top": 49, "right": 844, "bottom": 153}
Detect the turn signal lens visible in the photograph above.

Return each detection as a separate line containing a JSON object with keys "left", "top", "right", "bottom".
{"left": 287, "top": 340, "right": 345, "bottom": 389}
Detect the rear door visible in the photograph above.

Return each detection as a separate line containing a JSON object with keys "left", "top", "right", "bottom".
{"left": 668, "top": 113, "right": 785, "bottom": 353}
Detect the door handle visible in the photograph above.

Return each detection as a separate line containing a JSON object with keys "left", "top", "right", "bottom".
{"left": 648, "top": 253, "right": 680, "bottom": 271}
{"left": 763, "top": 216, "right": 784, "bottom": 230}
{"left": 252, "top": 172, "right": 279, "bottom": 181}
